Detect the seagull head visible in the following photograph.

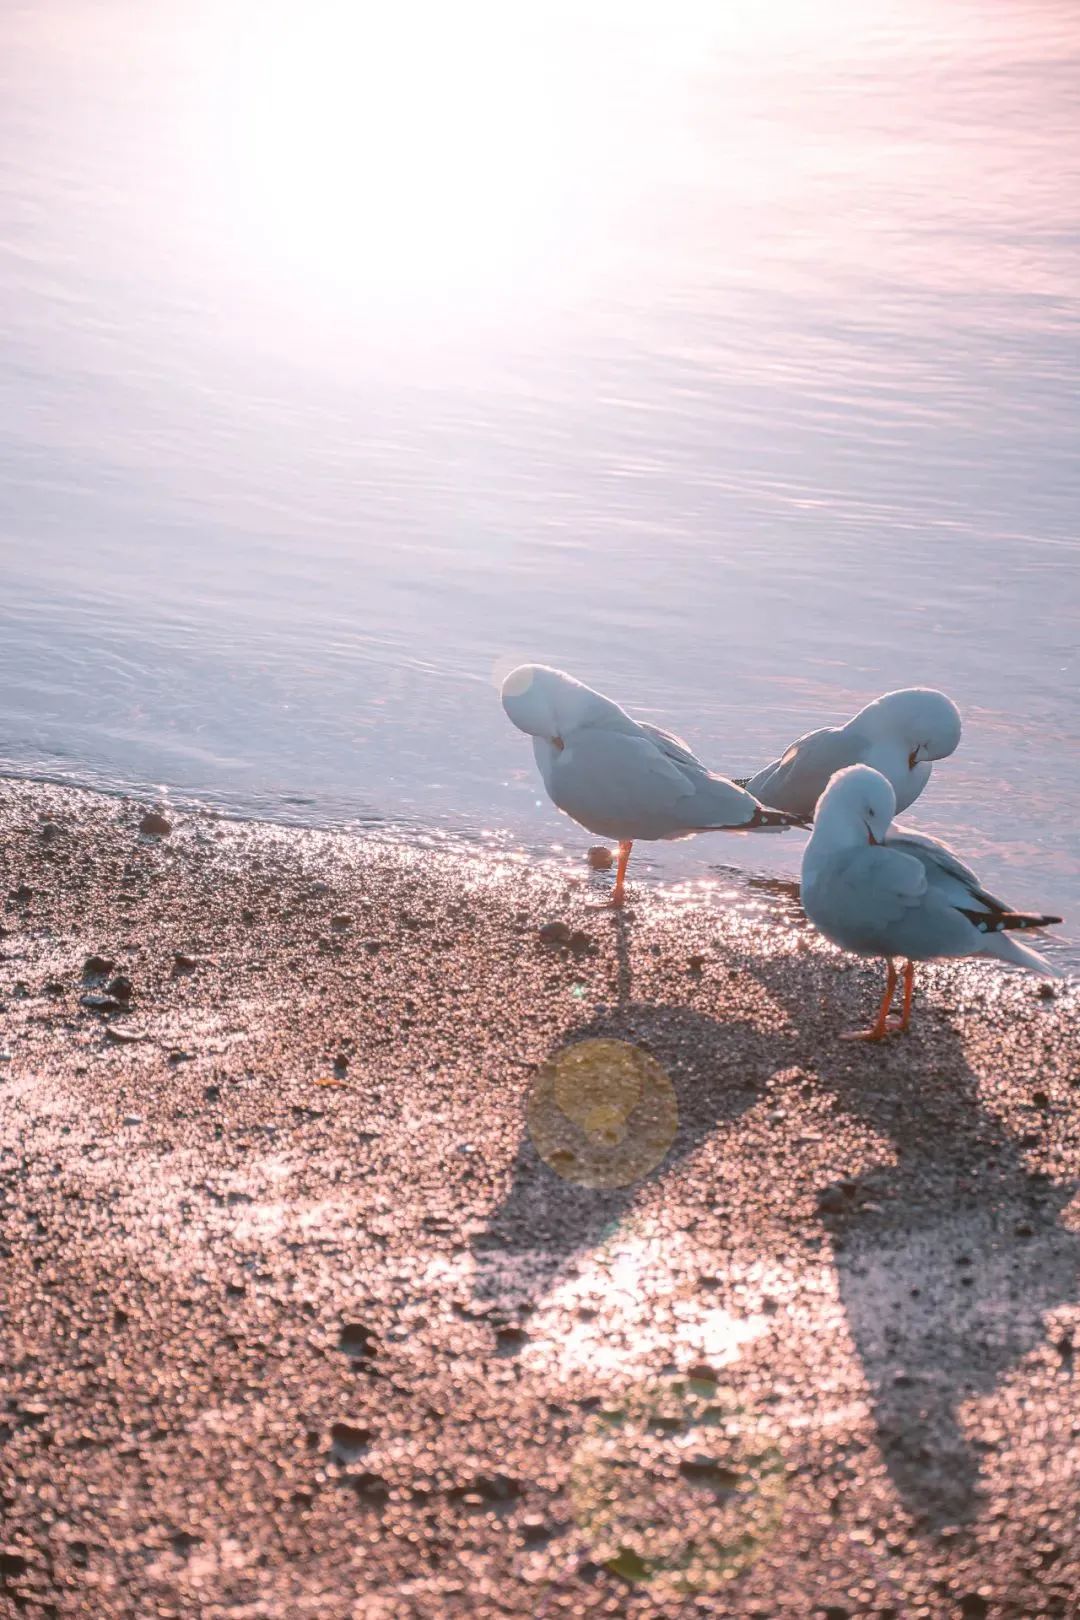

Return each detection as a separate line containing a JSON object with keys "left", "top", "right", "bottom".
{"left": 816, "top": 764, "right": 897, "bottom": 847}
{"left": 863, "top": 687, "right": 962, "bottom": 771}
{"left": 500, "top": 664, "right": 601, "bottom": 749}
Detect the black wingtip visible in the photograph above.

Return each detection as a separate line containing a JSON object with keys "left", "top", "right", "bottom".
{"left": 747, "top": 805, "right": 810, "bottom": 831}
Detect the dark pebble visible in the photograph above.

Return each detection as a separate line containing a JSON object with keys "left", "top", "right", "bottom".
{"left": 331, "top": 914, "right": 354, "bottom": 932}
{"left": 340, "top": 1322, "right": 378, "bottom": 1360}
{"left": 1037, "top": 982, "right": 1056, "bottom": 999}
{"left": 960, "top": 1596, "right": 989, "bottom": 1620}
{"left": 568, "top": 929, "right": 593, "bottom": 954}
{"left": 139, "top": 811, "right": 172, "bottom": 837}
{"left": 538, "top": 921, "right": 571, "bottom": 945}
{"left": 80, "top": 994, "right": 123, "bottom": 1013}
{"left": 817, "top": 1185, "right": 846, "bottom": 1215}
{"left": 83, "top": 954, "right": 115, "bottom": 977}
{"left": 40, "top": 822, "right": 62, "bottom": 843}
{"left": 107, "top": 975, "right": 134, "bottom": 1003}
{"left": 1032, "top": 1089, "right": 1050, "bottom": 1109}
{"left": 586, "top": 846, "right": 614, "bottom": 870}
{"left": 688, "top": 954, "right": 706, "bottom": 973}
{"left": 173, "top": 953, "right": 197, "bottom": 974}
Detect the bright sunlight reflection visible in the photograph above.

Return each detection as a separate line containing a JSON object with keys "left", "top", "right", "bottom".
{"left": 196, "top": 4, "right": 629, "bottom": 309}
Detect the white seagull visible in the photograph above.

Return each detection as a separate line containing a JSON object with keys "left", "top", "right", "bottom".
{"left": 501, "top": 664, "right": 806, "bottom": 906}
{"left": 744, "top": 687, "right": 962, "bottom": 820}
{"left": 801, "top": 764, "right": 1062, "bottom": 1040}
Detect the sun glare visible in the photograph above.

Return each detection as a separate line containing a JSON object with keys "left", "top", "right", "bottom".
{"left": 193, "top": 5, "right": 617, "bottom": 312}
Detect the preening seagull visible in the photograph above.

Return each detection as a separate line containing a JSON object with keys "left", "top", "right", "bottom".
{"left": 501, "top": 664, "right": 805, "bottom": 906}
{"left": 801, "top": 764, "right": 1062, "bottom": 1040}
{"left": 744, "top": 687, "right": 962, "bottom": 820}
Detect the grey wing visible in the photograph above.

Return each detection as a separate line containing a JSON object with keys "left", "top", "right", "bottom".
{"left": 822, "top": 844, "right": 929, "bottom": 949}
{"left": 636, "top": 720, "right": 711, "bottom": 778}
{"left": 744, "top": 724, "right": 855, "bottom": 817}
{"left": 886, "top": 827, "right": 1001, "bottom": 910}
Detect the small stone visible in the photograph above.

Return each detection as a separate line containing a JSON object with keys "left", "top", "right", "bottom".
{"left": 1015, "top": 1220, "right": 1035, "bottom": 1238}
{"left": 330, "top": 1421, "right": 372, "bottom": 1459}
{"left": 107, "top": 975, "right": 134, "bottom": 1003}
{"left": 1037, "top": 982, "right": 1056, "bottom": 1000}
{"left": 587, "top": 846, "right": 614, "bottom": 871}
{"left": 173, "top": 953, "right": 197, "bottom": 974}
{"left": 333, "top": 1053, "right": 349, "bottom": 1073}
{"left": 83, "top": 954, "right": 115, "bottom": 977}
{"left": 307, "top": 881, "right": 331, "bottom": 898}
{"left": 568, "top": 929, "right": 593, "bottom": 954}
{"left": 0, "top": 1549, "right": 28, "bottom": 1577}
{"left": 106, "top": 1026, "right": 147, "bottom": 1044}
{"left": 13, "top": 884, "right": 33, "bottom": 903}
{"left": 203, "top": 1084, "right": 221, "bottom": 1102}
{"left": 331, "top": 914, "right": 354, "bottom": 932}
{"left": 168, "top": 1050, "right": 193, "bottom": 1065}
{"left": 40, "top": 821, "right": 62, "bottom": 843}
{"left": 686, "top": 1361, "right": 718, "bottom": 1385}
{"left": 340, "top": 1322, "right": 378, "bottom": 1360}
{"left": 688, "top": 954, "right": 706, "bottom": 974}
{"left": 43, "top": 980, "right": 65, "bottom": 997}
{"left": 81, "top": 994, "right": 123, "bottom": 1013}
{"left": 1032, "top": 1089, "right": 1050, "bottom": 1109}
{"left": 139, "top": 810, "right": 172, "bottom": 837}
{"left": 959, "top": 1596, "right": 989, "bottom": 1620}
{"left": 496, "top": 1325, "right": 528, "bottom": 1354}
{"left": 122, "top": 1113, "right": 144, "bottom": 1126}
{"left": 241, "top": 907, "right": 255, "bottom": 925}
{"left": 225, "top": 1278, "right": 246, "bottom": 1298}
{"left": 538, "top": 920, "right": 571, "bottom": 945}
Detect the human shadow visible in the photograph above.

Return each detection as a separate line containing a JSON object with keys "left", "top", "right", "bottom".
{"left": 473, "top": 902, "right": 1080, "bottom": 1529}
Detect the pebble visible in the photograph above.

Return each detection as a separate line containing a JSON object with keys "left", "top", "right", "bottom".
{"left": 83, "top": 954, "right": 116, "bottom": 977}
{"left": 538, "top": 921, "right": 571, "bottom": 945}
{"left": 139, "top": 811, "right": 172, "bottom": 837}
{"left": 586, "top": 846, "right": 614, "bottom": 870}
{"left": 688, "top": 954, "right": 706, "bottom": 973}
{"left": 107, "top": 975, "right": 134, "bottom": 1003}
{"left": 81, "top": 994, "right": 123, "bottom": 1013}
{"left": 106, "top": 1026, "right": 148, "bottom": 1044}
{"left": 339, "top": 1322, "right": 378, "bottom": 1360}
{"left": 173, "top": 952, "right": 197, "bottom": 973}
{"left": 331, "top": 914, "right": 354, "bottom": 932}
{"left": 122, "top": 1113, "right": 143, "bottom": 1126}
{"left": 40, "top": 821, "right": 62, "bottom": 843}
{"left": 817, "top": 1184, "right": 847, "bottom": 1215}
{"left": 568, "top": 929, "right": 593, "bottom": 954}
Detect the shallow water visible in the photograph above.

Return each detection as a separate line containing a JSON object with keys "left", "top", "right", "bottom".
{"left": 1, "top": 1, "right": 1077, "bottom": 961}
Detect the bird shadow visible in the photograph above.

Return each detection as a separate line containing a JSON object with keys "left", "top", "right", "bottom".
{"left": 472, "top": 905, "right": 1080, "bottom": 1530}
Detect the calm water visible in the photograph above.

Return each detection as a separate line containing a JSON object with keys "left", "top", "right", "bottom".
{"left": 1, "top": 1, "right": 1078, "bottom": 961}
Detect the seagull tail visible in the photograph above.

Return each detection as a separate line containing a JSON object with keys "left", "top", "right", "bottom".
{"left": 980, "top": 930, "right": 1062, "bottom": 977}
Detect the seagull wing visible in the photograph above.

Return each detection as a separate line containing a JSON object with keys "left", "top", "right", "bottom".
{"left": 830, "top": 843, "right": 929, "bottom": 943}
{"left": 744, "top": 723, "right": 858, "bottom": 817}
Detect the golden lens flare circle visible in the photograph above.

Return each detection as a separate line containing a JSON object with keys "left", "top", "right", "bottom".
{"left": 568, "top": 1372, "right": 787, "bottom": 1596}
{"left": 527, "top": 1038, "right": 677, "bottom": 1189}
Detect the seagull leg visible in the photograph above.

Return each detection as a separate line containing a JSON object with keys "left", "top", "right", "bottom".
{"left": 840, "top": 958, "right": 901, "bottom": 1041}
{"left": 611, "top": 841, "right": 633, "bottom": 907}
{"left": 898, "top": 960, "right": 916, "bottom": 1030}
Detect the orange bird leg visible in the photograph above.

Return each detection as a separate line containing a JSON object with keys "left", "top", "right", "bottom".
{"left": 840, "top": 958, "right": 900, "bottom": 1042}
{"left": 898, "top": 960, "right": 916, "bottom": 1030}
{"left": 611, "top": 841, "right": 633, "bottom": 907}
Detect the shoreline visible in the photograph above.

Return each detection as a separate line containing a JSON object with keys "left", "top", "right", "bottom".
{"left": 2, "top": 779, "right": 1078, "bottom": 1618}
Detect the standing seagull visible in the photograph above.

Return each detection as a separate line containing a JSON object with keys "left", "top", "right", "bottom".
{"left": 501, "top": 664, "right": 805, "bottom": 906}
{"left": 801, "top": 765, "right": 1062, "bottom": 1040}
{"left": 744, "top": 688, "right": 962, "bottom": 819}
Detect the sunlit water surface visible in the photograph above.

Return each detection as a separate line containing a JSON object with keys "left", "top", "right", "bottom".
{"left": 1, "top": 1, "right": 1077, "bottom": 961}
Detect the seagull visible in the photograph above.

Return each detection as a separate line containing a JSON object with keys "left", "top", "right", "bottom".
{"left": 743, "top": 687, "right": 962, "bottom": 820}
{"left": 501, "top": 664, "right": 806, "bottom": 905}
{"left": 801, "top": 764, "right": 1062, "bottom": 1040}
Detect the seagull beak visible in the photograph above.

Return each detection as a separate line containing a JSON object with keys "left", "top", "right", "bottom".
{"left": 551, "top": 736, "right": 565, "bottom": 752}
{"left": 867, "top": 827, "right": 880, "bottom": 845}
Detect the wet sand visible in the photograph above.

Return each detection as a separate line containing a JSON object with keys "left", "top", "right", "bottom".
{"left": 1, "top": 780, "right": 1078, "bottom": 1620}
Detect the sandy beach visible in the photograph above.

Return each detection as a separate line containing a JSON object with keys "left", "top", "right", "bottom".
{"left": 1, "top": 778, "right": 1078, "bottom": 1619}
